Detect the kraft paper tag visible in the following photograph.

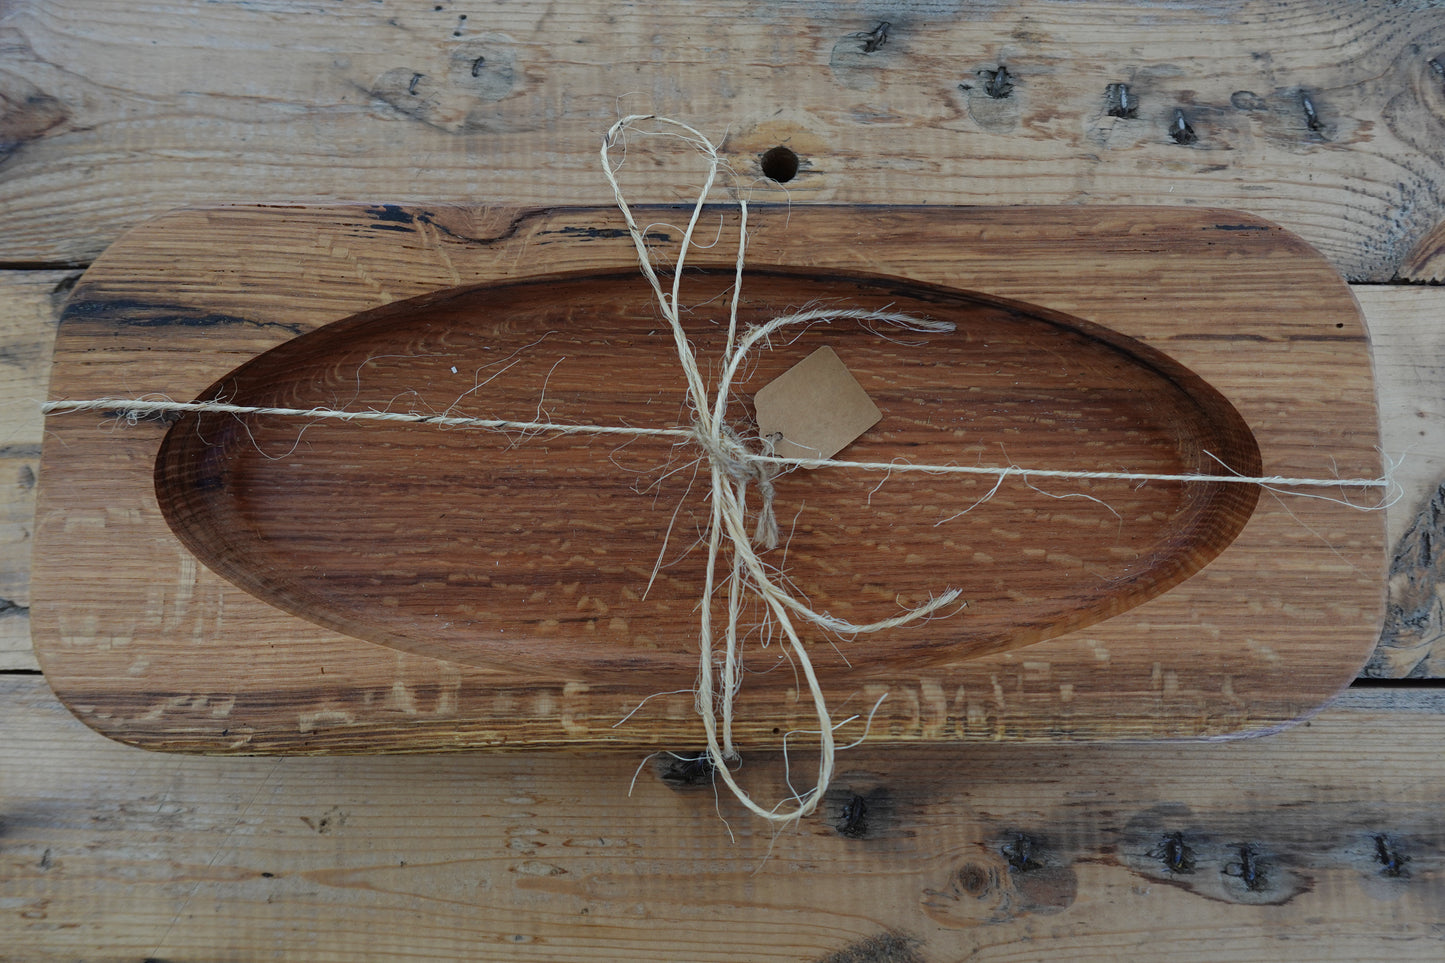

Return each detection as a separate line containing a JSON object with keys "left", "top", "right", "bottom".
{"left": 754, "top": 346, "right": 881, "bottom": 467}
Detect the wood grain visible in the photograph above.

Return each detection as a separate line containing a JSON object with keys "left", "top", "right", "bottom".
{"left": 153, "top": 269, "right": 1262, "bottom": 684}
{"left": 2, "top": 3, "right": 1445, "bottom": 957}
{"left": 3, "top": 673, "right": 1442, "bottom": 961}
{"left": 0, "top": 270, "right": 70, "bottom": 672}
{"left": 6, "top": 273, "right": 1441, "bottom": 680}
{"left": 31, "top": 203, "right": 1384, "bottom": 752}
{"left": 3, "top": 1, "right": 1445, "bottom": 280}
{"left": 1358, "top": 287, "right": 1445, "bottom": 678}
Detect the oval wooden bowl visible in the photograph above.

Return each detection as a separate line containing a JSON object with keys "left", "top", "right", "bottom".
{"left": 156, "top": 269, "right": 1261, "bottom": 683}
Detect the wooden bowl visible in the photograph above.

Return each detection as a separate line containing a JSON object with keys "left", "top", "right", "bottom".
{"left": 156, "top": 269, "right": 1261, "bottom": 683}
{"left": 31, "top": 205, "right": 1384, "bottom": 751}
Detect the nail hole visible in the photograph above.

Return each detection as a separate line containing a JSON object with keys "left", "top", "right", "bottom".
{"left": 760, "top": 146, "right": 800, "bottom": 183}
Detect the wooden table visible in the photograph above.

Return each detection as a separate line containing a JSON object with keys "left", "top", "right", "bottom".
{"left": 3, "top": 2, "right": 1444, "bottom": 959}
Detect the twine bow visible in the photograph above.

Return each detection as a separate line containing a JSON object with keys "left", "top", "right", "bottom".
{"left": 602, "top": 116, "right": 964, "bottom": 822}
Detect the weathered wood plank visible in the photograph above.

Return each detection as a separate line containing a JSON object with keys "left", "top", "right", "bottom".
{"left": 0, "top": 270, "right": 69, "bottom": 672}
{"left": 2, "top": 674, "right": 1441, "bottom": 961}
{"left": 1361, "top": 288, "right": 1445, "bottom": 548}
{"left": 3, "top": 1, "right": 1445, "bottom": 279}
{"left": 1359, "top": 288, "right": 1445, "bottom": 678}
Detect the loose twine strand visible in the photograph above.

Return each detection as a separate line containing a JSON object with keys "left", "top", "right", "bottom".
{"left": 39, "top": 114, "right": 1398, "bottom": 824}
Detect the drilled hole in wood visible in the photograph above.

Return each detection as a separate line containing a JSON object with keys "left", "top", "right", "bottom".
{"left": 760, "top": 146, "right": 799, "bottom": 183}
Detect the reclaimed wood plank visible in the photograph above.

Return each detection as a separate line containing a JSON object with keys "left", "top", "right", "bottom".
{"left": 2, "top": 1, "right": 1445, "bottom": 279}
{"left": 0, "top": 270, "right": 70, "bottom": 672}
{"left": 1359, "top": 287, "right": 1445, "bottom": 679}
{"left": 2, "top": 674, "right": 1441, "bottom": 961}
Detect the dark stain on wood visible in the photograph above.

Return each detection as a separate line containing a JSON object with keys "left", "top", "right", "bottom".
{"left": 61, "top": 296, "right": 304, "bottom": 336}
{"left": 1232, "top": 90, "right": 1269, "bottom": 111}
{"left": 367, "top": 204, "right": 417, "bottom": 233}
{"left": 919, "top": 829, "right": 1081, "bottom": 923}
{"left": 0, "top": 597, "right": 28, "bottom": 618}
{"left": 821, "top": 780, "right": 910, "bottom": 841}
{"left": 817, "top": 932, "right": 924, "bottom": 963}
{"left": 370, "top": 66, "right": 442, "bottom": 121}
{"left": 0, "top": 75, "right": 69, "bottom": 162}
{"left": 48, "top": 271, "right": 81, "bottom": 311}
{"left": 300, "top": 806, "right": 349, "bottom": 835}
{"left": 657, "top": 752, "right": 715, "bottom": 788}
{"left": 1118, "top": 807, "right": 1316, "bottom": 905}
{"left": 538, "top": 225, "right": 672, "bottom": 243}
{"left": 449, "top": 39, "right": 516, "bottom": 102}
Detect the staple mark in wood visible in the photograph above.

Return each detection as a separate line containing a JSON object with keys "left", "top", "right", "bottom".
{"left": 1374, "top": 834, "right": 1411, "bottom": 878}
{"left": 657, "top": 752, "right": 715, "bottom": 788}
{"left": 1106, "top": 82, "right": 1137, "bottom": 118}
{"left": 1149, "top": 831, "right": 1198, "bottom": 874}
{"left": 979, "top": 64, "right": 1015, "bottom": 100}
{"left": 859, "top": 22, "right": 890, "bottom": 54}
{"left": 836, "top": 794, "right": 869, "bottom": 839}
{"left": 1171, "top": 108, "right": 1199, "bottom": 145}
{"left": 1002, "top": 832, "right": 1044, "bottom": 872}
{"left": 1224, "top": 843, "right": 1268, "bottom": 892}
{"left": 1301, "top": 91, "right": 1325, "bottom": 134}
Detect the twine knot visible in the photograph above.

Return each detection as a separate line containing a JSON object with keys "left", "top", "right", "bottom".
{"left": 603, "top": 115, "right": 970, "bottom": 823}
{"left": 693, "top": 422, "right": 781, "bottom": 550}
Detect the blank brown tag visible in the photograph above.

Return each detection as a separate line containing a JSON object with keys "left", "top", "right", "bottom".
{"left": 754, "top": 346, "right": 881, "bottom": 466}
